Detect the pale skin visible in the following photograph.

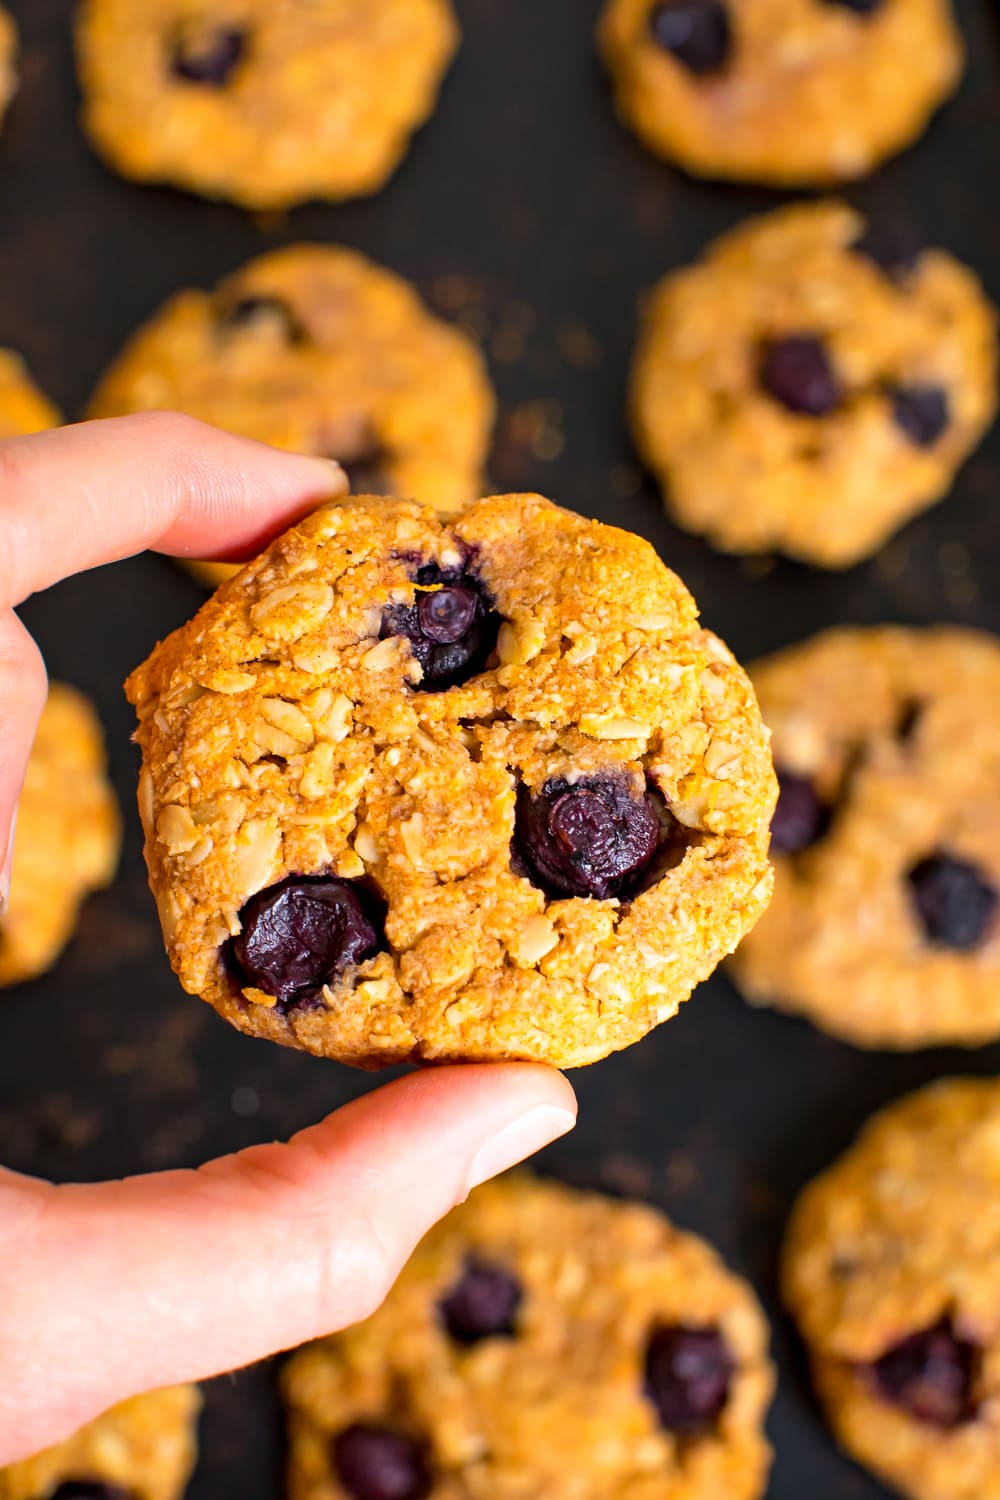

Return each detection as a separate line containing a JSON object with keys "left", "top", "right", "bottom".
{"left": 0, "top": 413, "right": 577, "bottom": 1463}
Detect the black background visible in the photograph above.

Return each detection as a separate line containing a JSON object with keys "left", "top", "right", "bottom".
{"left": 1, "top": 1, "right": 999, "bottom": 1495}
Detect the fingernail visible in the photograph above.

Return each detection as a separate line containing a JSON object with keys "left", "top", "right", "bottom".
{"left": 464, "top": 1105, "right": 576, "bottom": 1196}
{"left": 0, "top": 810, "right": 16, "bottom": 916}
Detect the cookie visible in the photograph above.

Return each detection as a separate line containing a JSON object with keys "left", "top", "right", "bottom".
{"left": 0, "top": 684, "right": 121, "bottom": 988}
{"left": 598, "top": 0, "right": 963, "bottom": 185}
{"left": 0, "top": 350, "right": 60, "bottom": 439}
{"left": 783, "top": 1078, "right": 1000, "bottom": 1500}
{"left": 284, "top": 1174, "right": 775, "bottom": 1500}
{"left": 630, "top": 202, "right": 998, "bottom": 568}
{"left": 0, "top": 8, "right": 16, "bottom": 130}
{"left": 75, "top": 0, "right": 459, "bottom": 209}
{"left": 89, "top": 244, "right": 495, "bottom": 588}
{"left": 0, "top": 1386, "right": 201, "bottom": 1500}
{"left": 729, "top": 626, "right": 1000, "bottom": 1049}
{"left": 125, "top": 492, "right": 776, "bottom": 1070}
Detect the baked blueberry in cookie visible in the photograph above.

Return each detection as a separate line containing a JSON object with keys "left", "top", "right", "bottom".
{"left": 170, "top": 25, "right": 247, "bottom": 85}
{"left": 907, "top": 854, "right": 998, "bottom": 951}
{"left": 332, "top": 1425, "right": 430, "bottom": 1500}
{"left": 380, "top": 563, "right": 502, "bottom": 690}
{"left": 869, "top": 1319, "right": 978, "bottom": 1429}
{"left": 769, "top": 769, "right": 829, "bottom": 856}
{"left": 644, "top": 1325, "right": 734, "bottom": 1433}
{"left": 647, "top": 0, "right": 731, "bottom": 75}
{"left": 438, "top": 1256, "right": 522, "bottom": 1344}
{"left": 513, "top": 776, "right": 661, "bottom": 899}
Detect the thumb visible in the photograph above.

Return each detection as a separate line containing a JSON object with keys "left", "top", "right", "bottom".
{"left": 0, "top": 1063, "right": 576, "bottom": 1463}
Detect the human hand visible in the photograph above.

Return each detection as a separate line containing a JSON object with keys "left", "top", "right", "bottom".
{"left": 0, "top": 413, "right": 577, "bottom": 1463}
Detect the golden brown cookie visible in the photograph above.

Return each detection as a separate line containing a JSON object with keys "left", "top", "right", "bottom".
{"left": 0, "top": 8, "right": 17, "bottom": 130}
{"left": 630, "top": 202, "right": 997, "bottom": 568}
{"left": 0, "top": 1386, "right": 201, "bottom": 1500}
{"left": 0, "top": 350, "right": 60, "bottom": 439}
{"left": 783, "top": 1079, "right": 1000, "bottom": 1500}
{"left": 598, "top": 0, "right": 963, "bottom": 185}
{"left": 730, "top": 626, "right": 1000, "bottom": 1049}
{"left": 125, "top": 492, "right": 776, "bottom": 1069}
{"left": 0, "top": 684, "right": 121, "bottom": 988}
{"left": 284, "top": 1175, "right": 775, "bottom": 1500}
{"left": 75, "top": 0, "right": 459, "bottom": 209}
{"left": 89, "top": 244, "right": 495, "bottom": 588}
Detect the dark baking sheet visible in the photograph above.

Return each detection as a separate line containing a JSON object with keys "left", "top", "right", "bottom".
{"left": 2, "top": 0, "right": 1000, "bottom": 1494}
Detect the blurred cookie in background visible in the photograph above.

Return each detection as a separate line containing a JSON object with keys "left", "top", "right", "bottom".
{"left": 0, "top": 1386, "right": 201, "bottom": 1500}
{"left": 0, "top": 7, "right": 16, "bottom": 130}
{"left": 0, "top": 349, "right": 60, "bottom": 438}
{"left": 630, "top": 202, "right": 997, "bottom": 568}
{"left": 89, "top": 244, "right": 495, "bottom": 587}
{"left": 598, "top": 0, "right": 963, "bottom": 185}
{"left": 0, "top": 684, "right": 121, "bottom": 988}
{"left": 284, "top": 1175, "right": 774, "bottom": 1500}
{"left": 74, "top": 0, "right": 460, "bottom": 209}
{"left": 731, "top": 626, "right": 1000, "bottom": 1048}
{"left": 783, "top": 1079, "right": 1000, "bottom": 1500}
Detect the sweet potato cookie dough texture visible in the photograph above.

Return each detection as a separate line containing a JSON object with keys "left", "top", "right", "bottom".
{"left": 89, "top": 244, "right": 495, "bottom": 588}
{"left": 730, "top": 627, "right": 1000, "bottom": 1049}
{"left": 0, "top": 685, "right": 121, "bottom": 988}
{"left": 783, "top": 1079, "right": 1000, "bottom": 1500}
{"left": 630, "top": 202, "right": 997, "bottom": 569}
{"left": 598, "top": 0, "right": 963, "bottom": 184}
{"left": 126, "top": 492, "right": 776, "bottom": 1069}
{"left": 75, "top": 0, "right": 459, "bottom": 210}
{"left": 0, "top": 8, "right": 16, "bottom": 130}
{"left": 284, "top": 1175, "right": 775, "bottom": 1500}
{"left": 0, "top": 350, "right": 60, "bottom": 439}
{"left": 0, "top": 1386, "right": 201, "bottom": 1500}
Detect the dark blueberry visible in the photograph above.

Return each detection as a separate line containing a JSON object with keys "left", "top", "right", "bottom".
{"left": 907, "top": 854, "right": 998, "bottom": 950}
{"left": 869, "top": 1319, "right": 978, "bottom": 1428}
{"left": 644, "top": 1325, "right": 733, "bottom": 1434}
{"left": 852, "top": 220, "right": 925, "bottom": 278}
{"left": 339, "top": 447, "right": 394, "bottom": 497}
{"left": 49, "top": 1486, "right": 135, "bottom": 1500}
{"left": 439, "top": 1256, "right": 523, "bottom": 1345}
{"left": 332, "top": 1423, "right": 430, "bottom": 1500}
{"left": 770, "top": 767, "right": 829, "bottom": 855}
{"left": 759, "top": 335, "right": 841, "bottom": 416}
{"left": 230, "top": 875, "right": 383, "bottom": 1009}
{"left": 648, "top": 0, "right": 731, "bottom": 74}
{"left": 171, "top": 26, "right": 247, "bottom": 85}
{"left": 514, "top": 776, "right": 660, "bottom": 900}
{"left": 889, "top": 384, "right": 950, "bottom": 448}
{"left": 216, "top": 296, "right": 306, "bottom": 344}
{"left": 380, "top": 563, "right": 502, "bottom": 690}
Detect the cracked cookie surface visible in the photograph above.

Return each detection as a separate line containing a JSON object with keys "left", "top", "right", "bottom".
{"left": 630, "top": 203, "right": 997, "bottom": 568}
{"left": 126, "top": 492, "right": 775, "bottom": 1069}
{"left": 0, "top": 684, "right": 121, "bottom": 988}
{"left": 284, "top": 1174, "right": 774, "bottom": 1500}
{"left": 75, "top": 0, "right": 459, "bottom": 209}
{"left": 598, "top": 0, "right": 963, "bottom": 184}
{"left": 783, "top": 1079, "right": 1000, "bottom": 1500}
{"left": 0, "top": 8, "right": 16, "bottom": 130}
{"left": 89, "top": 245, "right": 494, "bottom": 587}
{"left": 0, "top": 349, "right": 60, "bottom": 439}
{"left": 0, "top": 1386, "right": 201, "bottom": 1500}
{"left": 730, "top": 626, "right": 1000, "bottom": 1048}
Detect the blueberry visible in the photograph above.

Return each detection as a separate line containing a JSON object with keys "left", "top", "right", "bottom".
{"left": 439, "top": 1256, "right": 522, "bottom": 1345}
{"left": 230, "top": 876, "right": 383, "bottom": 1009}
{"left": 648, "top": 0, "right": 731, "bottom": 74}
{"left": 49, "top": 1486, "right": 135, "bottom": 1500}
{"left": 759, "top": 336, "right": 841, "bottom": 416}
{"left": 380, "top": 563, "right": 501, "bottom": 690}
{"left": 889, "top": 384, "right": 950, "bottom": 448}
{"left": 852, "top": 220, "right": 925, "bottom": 279}
{"left": 770, "top": 768, "right": 829, "bottom": 855}
{"left": 171, "top": 27, "right": 246, "bottom": 85}
{"left": 644, "top": 1325, "right": 733, "bottom": 1434}
{"left": 907, "top": 854, "right": 998, "bottom": 950}
{"left": 332, "top": 1424, "right": 430, "bottom": 1500}
{"left": 869, "top": 1319, "right": 977, "bottom": 1428}
{"left": 216, "top": 296, "right": 306, "bottom": 344}
{"left": 514, "top": 776, "right": 660, "bottom": 900}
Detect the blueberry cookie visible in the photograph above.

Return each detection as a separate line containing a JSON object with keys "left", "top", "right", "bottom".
{"left": 783, "top": 1079, "right": 1000, "bottom": 1500}
{"left": 125, "top": 492, "right": 776, "bottom": 1069}
{"left": 0, "top": 8, "right": 16, "bottom": 130}
{"left": 89, "top": 245, "right": 494, "bottom": 587}
{"left": 730, "top": 626, "right": 1000, "bottom": 1049}
{"left": 0, "top": 1386, "right": 201, "bottom": 1500}
{"left": 598, "top": 0, "right": 963, "bottom": 185}
{"left": 0, "top": 350, "right": 60, "bottom": 439}
{"left": 75, "top": 0, "right": 459, "bottom": 209}
{"left": 630, "top": 202, "right": 997, "bottom": 568}
{"left": 284, "top": 1175, "right": 775, "bottom": 1500}
{"left": 0, "top": 684, "right": 121, "bottom": 988}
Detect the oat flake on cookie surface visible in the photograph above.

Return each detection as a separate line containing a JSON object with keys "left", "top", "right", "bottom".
{"left": 126, "top": 492, "right": 776, "bottom": 1069}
